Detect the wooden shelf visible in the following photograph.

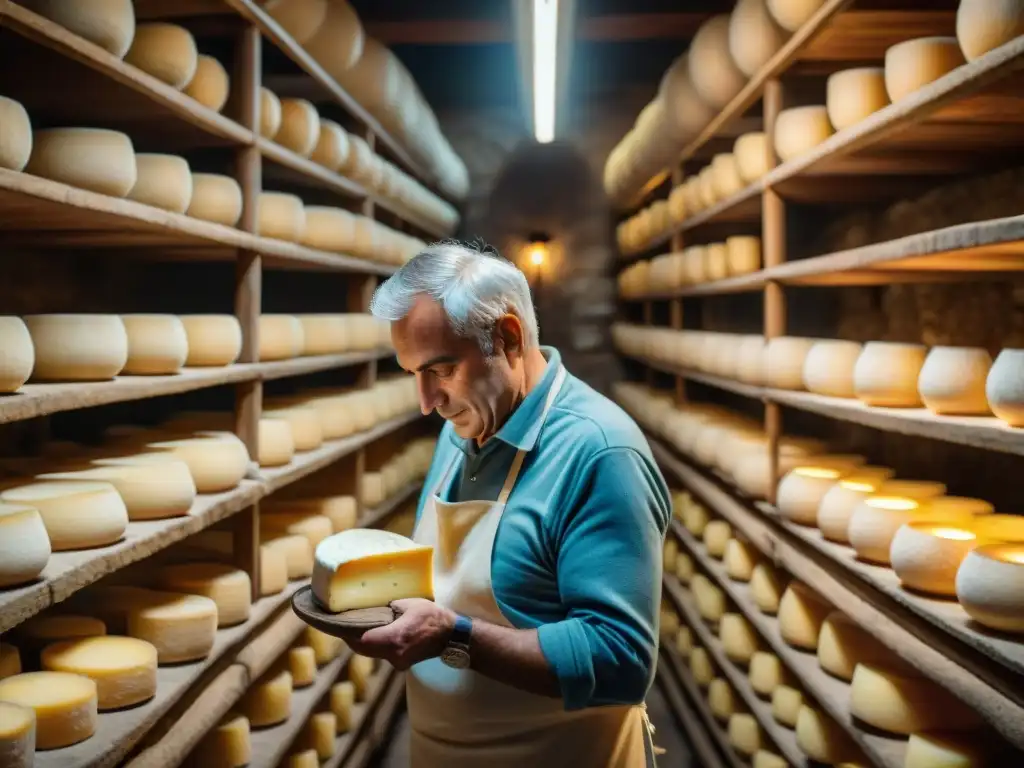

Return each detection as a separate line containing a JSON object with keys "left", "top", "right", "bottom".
{"left": 662, "top": 577, "right": 808, "bottom": 767}
{"left": 650, "top": 437, "right": 1024, "bottom": 754}
{"left": 654, "top": 660, "right": 730, "bottom": 768}
{"left": 322, "top": 666, "right": 400, "bottom": 768}
{"left": 361, "top": 480, "right": 421, "bottom": 529}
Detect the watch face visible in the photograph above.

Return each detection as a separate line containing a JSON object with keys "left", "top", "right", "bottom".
{"left": 441, "top": 647, "right": 471, "bottom": 669}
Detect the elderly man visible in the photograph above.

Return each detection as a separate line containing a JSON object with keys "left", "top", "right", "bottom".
{"left": 350, "top": 242, "right": 670, "bottom": 768}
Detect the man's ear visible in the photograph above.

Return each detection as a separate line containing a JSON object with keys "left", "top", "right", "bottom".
{"left": 494, "top": 314, "right": 525, "bottom": 359}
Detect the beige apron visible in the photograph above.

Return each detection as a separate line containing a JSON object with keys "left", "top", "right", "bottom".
{"left": 406, "top": 365, "right": 657, "bottom": 768}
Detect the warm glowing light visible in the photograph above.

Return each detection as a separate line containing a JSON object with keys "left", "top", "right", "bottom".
{"left": 794, "top": 466, "right": 842, "bottom": 479}
{"left": 866, "top": 496, "right": 919, "bottom": 512}
{"left": 1007, "top": 552, "right": 1024, "bottom": 565}
{"left": 840, "top": 481, "right": 877, "bottom": 492}
{"left": 931, "top": 527, "right": 977, "bottom": 541}
{"left": 533, "top": 0, "right": 558, "bottom": 143}
{"left": 529, "top": 244, "right": 546, "bottom": 265}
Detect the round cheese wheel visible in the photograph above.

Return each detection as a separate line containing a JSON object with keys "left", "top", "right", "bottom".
{"left": 802, "top": 339, "right": 863, "bottom": 398}
{"left": 287, "top": 749, "right": 319, "bottom": 768}
{"left": 778, "top": 582, "right": 831, "bottom": 650}
{"left": 18, "top": 615, "right": 107, "bottom": 648}
{"left": 708, "top": 678, "right": 739, "bottom": 722}
{"left": 307, "top": 627, "right": 343, "bottom": 666}
{"left": 849, "top": 663, "right": 982, "bottom": 735}
{"left": 0, "top": 97, "right": 33, "bottom": 172}
{"left": 817, "top": 611, "right": 897, "bottom": 681}
{"left": 885, "top": 37, "right": 965, "bottom": 102}
{"left": 693, "top": 574, "right": 727, "bottom": 624}
{"left": 41, "top": 636, "right": 157, "bottom": 710}
{"left": 816, "top": 469, "right": 895, "bottom": 542}
{"left": 853, "top": 341, "right": 928, "bottom": 407}
{"left": 918, "top": 346, "right": 993, "bottom": 415}
{"left": 303, "top": 0, "right": 365, "bottom": 77}
{"left": 40, "top": 460, "right": 195, "bottom": 521}
{"left": 987, "top": 348, "right": 1024, "bottom": 426}
{"left": 24, "top": 314, "right": 128, "bottom": 381}
{"left": 310, "top": 119, "right": 350, "bottom": 172}
{"left": 128, "top": 153, "right": 192, "bottom": 213}
{"left": 848, "top": 494, "right": 975, "bottom": 566}
{"left": 288, "top": 646, "right": 317, "bottom": 688}
{"left": 241, "top": 669, "right": 292, "bottom": 727}
{"left": 124, "top": 23, "right": 198, "bottom": 88}
{"left": 752, "top": 751, "right": 787, "bottom": 768}
{"left": 723, "top": 538, "right": 757, "bottom": 581}
{"left": 0, "top": 644, "right": 22, "bottom": 679}
{"left": 122, "top": 589, "right": 217, "bottom": 663}
{"left": 891, "top": 521, "right": 987, "bottom": 596}
{"left": 276, "top": 99, "right": 320, "bottom": 157}
{"left": 195, "top": 713, "right": 251, "bottom": 768}
{"left": 187, "top": 173, "right": 243, "bottom": 226}
{"left": 0, "top": 671, "right": 97, "bottom": 749}
{"left": 159, "top": 562, "right": 252, "bottom": 627}
{"left": 751, "top": 562, "right": 788, "bottom": 614}
{"left": 301, "top": 206, "right": 355, "bottom": 252}
{"left": 710, "top": 153, "right": 744, "bottom": 199}
{"left": 675, "top": 626, "right": 694, "bottom": 658}
{"left": 24, "top": 0, "right": 136, "bottom": 58}
{"left": 795, "top": 705, "right": 858, "bottom": 762}
{"left": 720, "top": 613, "right": 760, "bottom": 663}
{"left": 348, "top": 654, "right": 374, "bottom": 701}
{"left": 259, "top": 314, "right": 304, "bottom": 361}
{"left": 146, "top": 433, "right": 249, "bottom": 493}
{"left": 2, "top": 481, "right": 128, "bottom": 550}
{"left": 263, "top": 0, "right": 327, "bottom": 45}
{"left": 777, "top": 466, "right": 847, "bottom": 525}
{"left": 330, "top": 681, "right": 356, "bottom": 733}
{"left": 301, "top": 712, "right": 337, "bottom": 760}
{"left": 771, "top": 683, "right": 804, "bottom": 728}
{"left": 263, "top": 533, "right": 314, "bottom": 580}
{"left": 264, "top": 407, "right": 322, "bottom": 451}
{"left": 26, "top": 128, "right": 137, "bottom": 197}
{"left": 0, "top": 504, "right": 49, "bottom": 588}
{"left": 180, "top": 314, "right": 242, "bottom": 367}
{"left": 748, "top": 651, "right": 788, "bottom": 697}
{"left": 763, "top": 336, "right": 816, "bottom": 389}
{"left": 727, "top": 712, "right": 763, "bottom": 755}
{"left": 774, "top": 106, "right": 834, "bottom": 162}
{"left": 766, "top": 0, "right": 826, "bottom": 32}
{"left": 258, "top": 192, "right": 306, "bottom": 242}
{"left": 734, "top": 132, "right": 770, "bottom": 182}
{"left": 826, "top": 68, "right": 890, "bottom": 130}
{"left": 0, "top": 700, "right": 34, "bottom": 768}
{"left": 703, "top": 520, "right": 732, "bottom": 557}
{"left": 120, "top": 314, "right": 189, "bottom": 375}
{"left": 956, "top": 543, "right": 1024, "bottom": 634}
{"left": 260, "top": 87, "right": 282, "bottom": 138}
{"left": 725, "top": 236, "right": 761, "bottom": 276}
{"left": 183, "top": 54, "right": 230, "bottom": 113}
{"left": 0, "top": 317, "right": 34, "bottom": 394}
{"left": 906, "top": 731, "right": 988, "bottom": 768}
{"left": 689, "top": 16, "right": 747, "bottom": 108}
{"left": 957, "top": 0, "right": 1024, "bottom": 61}
{"left": 296, "top": 314, "right": 349, "bottom": 355}
{"left": 729, "top": 0, "right": 789, "bottom": 76}
{"left": 690, "top": 647, "right": 716, "bottom": 687}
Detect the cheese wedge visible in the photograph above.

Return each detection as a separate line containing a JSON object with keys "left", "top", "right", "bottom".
{"left": 312, "top": 529, "right": 434, "bottom": 612}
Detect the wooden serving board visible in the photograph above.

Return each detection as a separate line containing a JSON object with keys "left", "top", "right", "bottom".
{"left": 291, "top": 586, "right": 396, "bottom": 637}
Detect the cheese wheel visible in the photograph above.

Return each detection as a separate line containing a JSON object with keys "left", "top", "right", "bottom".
{"left": 276, "top": 99, "right": 320, "bottom": 157}
{"left": 723, "top": 538, "right": 757, "bottom": 582}
{"left": 24, "top": 314, "right": 128, "bottom": 381}
{"left": 795, "top": 705, "right": 858, "bottom": 762}
{"left": 241, "top": 669, "right": 292, "bottom": 727}
{"left": 258, "top": 192, "right": 306, "bottom": 242}
{"left": 891, "top": 522, "right": 987, "bottom": 597}
{"left": 260, "top": 88, "right": 282, "bottom": 139}
{"left": 266, "top": 496, "right": 359, "bottom": 534}
{"left": 763, "top": 336, "right": 816, "bottom": 390}
{"left": 956, "top": 543, "right": 1024, "bottom": 633}
{"left": 187, "top": 173, "right": 243, "bottom": 226}
{"left": 849, "top": 663, "right": 982, "bottom": 735}
{"left": 287, "top": 749, "right": 319, "bottom": 768}
{"left": 259, "top": 314, "right": 304, "bottom": 361}
{"left": 180, "top": 314, "right": 242, "bottom": 367}
{"left": 126, "top": 590, "right": 218, "bottom": 663}
{"left": 120, "top": 314, "right": 189, "bottom": 375}
{"left": 0, "top": 97, "right": 33, "bottom": 172}
{"left": 0, "top": 645, "right": 22, "bottom": 680}
{"left": 312, "top": 529, "right": 434, "bottom": 613}
{"left": 748, "top": 651, "right": 788, "bottom": 697}
{"left": 305, "top": 627, "right": 343, "bottom": 667}
{"left": 19, "top": 615, "right": 107, "bottom": 645}
{"left": 817, "top": 472, "right": 894, "bottom": 542}
{"left": 692, "top": 574, "right": 726, "bottom": 624}
{"left": 729, "top": 0, "right": 789, "bottom": 76}
{"left": 817, "top": 611, "right": 896, "bottom": 682}
{"left": 128, "top": 153, "right": 193, "bottom": 213}
{"left": 854, "top": 341, "right": 928, "bottom": 407}
{"left": 23, "top": 0, "right": 136, "bottom": 58}
{"left": 725, "top": 236, "right": 761, "bottom": 276}
{"left": 734, "top": 132, "right": 770, "bottom": 182}
{"left": 848, "top": 495, "right": 975, "bottom": 566}
{"left": 727, "top": 712, "right": 763, "bottom": 755}
{"left": 311, "top": 120, "right": 350, "bottom": 171}
{"left": 675, "top": 626, "right": 694, "bottom": 658}
{"left": 264, "top": 534, "right": 314, "bottom": 580}
{"left": 300, "top": 711, "right": 337, "bottom": 760}
{"left": 703, "top": 520, "right": 732, "bottom": 557}
{"left": 885, "top": 38, "right": 965, "bottom": 102}
{"left": 146, "top": 434, "right": 249, "bottom": 493}
{"left": 257, "top": 418, "right": 295, "bottom": 467}
{"left": 675, "top": 551, "right": 694, "bottom": 584}
{"left": 27, "top": 127, "right": 137, "bottom": 197}
{"left": 2, "top": 481, "right": 128, "bottom": 550}
{"left": 957, "top": 0, "right": 1024, "bottom": 61}
{"left": 689, "top": 16, "right": 746, "bottom": 108}
{"left": 303, "top": 0, "right": 365, "bottom": 76}
{"left": 777, "top": 466, "right": 850, "bottom": 525}
{"left": 918, "top": 346, "right": 993, "bottom": 415}
{"left": 295, "top": 313, "right": 350, "bottom": 355}
{"left": 771, "top": 683, "right": 804, "bottom": 727}
{"left": 906, "top": 732, "right": 987, "bottom": 768}
{"left": 194, "top": 713, "right": 251, "bottom": 768}
{"left": 988, "top": 349, "right": 1024, "bottom": 426}
{"left": 0, "top": 701, "right": 34, "bottom": 768}
{"left": 125, "top": 23, "right": 198, "bottom": 88}
{"left": 752, "top": 751, "right": 787, "bottom": 768}
{"left": 0, "top": 504, "right": 50, "bottom": 588}
{"left": 0, "top": 672, "right": 97, "bottom": 749}
{"left": 263, "top": 512, "right": 332, "bottom": 551}
{"left": 348, "top": 654, "right": 375, "bottom": 701}
{"left": 778, "top": 582, "right": 831, "bottom": 650}
{"left": 708, "top": 678, "right": 739, "bottom": 722}
{"left": 773, "top": 106, "right": 834, "bottom": 162}
{"left": 663, "top": 537, "right": 679, "bottom": 571}
{"left": 287, "top": 646, "right": 317, "bottom": 688}
{"left": 183, "top": 54, "right": 230, "bottom": 112}
{"left": 158, "top": 562, "right": 252, "bottom": 627}
{"left": 263, "top": 0, "right": 327, "bottom": 45}
{"left": 690, "top": 647, "right": 715, "bottom": 687}
{"left": 684, "top": 503, "right": 710, "bottom": 537}
{"left": 720, "top": 613, "right": 760, "bottom": 664}
{"left": 0, "top": 317, "right": 33, "bottom": 393}
{"left": 40, "top": 636, "right": 156, "bottom": 710}
{"left": 265, "top": 407, "right": 322, "bottom": 451}
{"left": 330, "top": 681, "right": 356, "bottom": 732}
{"left": 802, "top": 339, "right": 863, "bottom": 398}
{"left": 826, "top": 68, "right": 890, "bottom": 130}
{"left": 750, "top": 562, "right": 788, "bottom": 614}
{"left": 766, "top": 0, "right": 826, "bottom": 32}
{"left": 301, "top": 207, "right": 355, "bottom": 252}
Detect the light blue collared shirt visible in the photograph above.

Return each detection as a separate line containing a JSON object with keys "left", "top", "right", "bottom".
{"left": 415, "top": 347, "right": 671, "bottom": 710}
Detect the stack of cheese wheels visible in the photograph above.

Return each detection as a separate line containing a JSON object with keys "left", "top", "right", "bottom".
{"left": 24, "top": 0, "right": 137, "bottom": 58}
{"left": 1, "top": 481, "right": 129, "bottom": 551}
{"left": 26, "top": 128, "right": 138, "bottom": 197}
{"left": 23, "top": 315, "right": 128, "bottom": 381}
{"left": 957, "top": 0, "right": 1024, "bottom": 61}
{"left": 0, "top": 317, "right": 34, "bottom": 393}
{"left": 884, "top": 37, "right": 965, "bottom": 102}
{"left": 0, "top": 504, "right": 50, "bottom": 588}
{"left": 128, "top": 154, "right": 193, "bottom": 213}
{"left": 180, "top": 315, "right": 243, "bottom": 367}
{"left": 0, "top": 671, "right": 99, "bottom": 749}
{"left": 125, "top": 23, "right": 198, "bottom": 88}
{"left": 183, "top": 54, "right": 230, "bottom": 112}
{"left": 186, "top": 173, "right": 243, "bottom": 226}
{"left": 0, "top": 97, "right": 33, "bottom": 172}
{"left": 40, "top": 635, "right": 158, "bottom": 710}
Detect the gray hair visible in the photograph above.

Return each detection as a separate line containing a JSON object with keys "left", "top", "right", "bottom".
{"left": 369, "top": 241, "right": 539, "bottom": 354}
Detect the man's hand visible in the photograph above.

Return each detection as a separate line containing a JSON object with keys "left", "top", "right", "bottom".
{"left": 348, "top": 598, "right": 456, "bottom": 670}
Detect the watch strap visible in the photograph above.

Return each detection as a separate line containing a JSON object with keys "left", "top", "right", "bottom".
{"left": 450, "top": 614, "right": 473, "bottom": 646}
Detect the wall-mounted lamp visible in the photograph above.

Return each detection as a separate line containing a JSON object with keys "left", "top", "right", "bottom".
{"left": 523, "top": 232, "right": 551, "bottom": 269}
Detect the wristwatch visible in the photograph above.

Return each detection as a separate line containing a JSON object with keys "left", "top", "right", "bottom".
{"left": 440, "top": 614, "right": 472, "bottom": 669}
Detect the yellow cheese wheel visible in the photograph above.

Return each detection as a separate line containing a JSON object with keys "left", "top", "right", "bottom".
{"left": 120, "top": 313, "right": 189, "bottom": 375}
{"left": 193, "top": 713, "right": 251, "bottom": 768}
{"left": 771, "top": 683, "right": 804, "bottom": 727}
{"left": 330, "top": 681, "right": 356, "bottom": 733}
{"left": 260, "top": 87, "right": 282, "bottom": 139}
{"left": 348, "top": 654, "right": 374, "bottom": 701}
{"left": 180, "top": 314, "right": 242, "bottom": 367}
{"left": 729, "top": 0, "right": 789, "bottom": 76}
{"left": 300, "top": 711, "right": 337, "bottom": 760}
{"left": 0, "top": 645, "right": 21, "bottom": 680}
{"left": 848, "top": 494, "right": 975, "bottom": 566}
{"left": 684, "top": 503, "right": 711, "bottom": 537}
{"left": 795, "top": 704, "right": 859, "bottom": 763}
{"left": 849, "top": 663, "right": 982, "bottom": 735}
{"left": 720, "top": 613, "right": 760, "bottom": 663}
{"left": 41, "top": 635, "right": 157, "bottom": 710}
{"left": 802, "top": 339, "right": 864, "bottom": 398}
{"left": 734, "top": 132, "right": 770, "bottom": 182}
{"left": 675, "top": 626, "right": 694, "bottom": 658}
{"left": 124, "top": 23, "right": 198, "bottom": 88}
{"left": 778, "top": 582, "right": 831, "bottom": 650}
{"left": 126, "top": 590, "right": 218, "bottom": 663}
{"left": 725, "top": 236, "right": 761, "bottom": 276}
{"left": 158, "top": 562, "right": 252, "bottom": 627}
{"left": 241, "top": 669, "right": 292, "bottom": 727}
{"left": 763, "top": 336, "right": 816, "bottom": 390}
{"left": 853, "top": 341, "right": 928, "bottom": 407}
{"left": 257, "top": 192, "right": 306, "bottom": 242}
{"left": 773, "top": 106, "right": 834, "bottom": 162}
{"left": 826, "top": 68, "right": 890, "bottom": 130}
{"left": 727, "top": 712, "right": 763, "bottom": 755}
{"left": 257, "top": 418, "right": 296, "bottom": 467}
{"left": 777, "top": 466, "right": 847, "bottom": 525}
{"left": 18, "top": 615, "right": 107, "bottom": 647}
{"left": 689, "top": 647, "right": 716, "bottom": 687}
{"left": 276, "top": 99, "right": 320, "bottom": 157}
{"left": 303, "top": 0, "right": 365, "bottom": 76}
{"left": 710, "top": 153, "right": 744, "bottom": 200}
{"left": 0, "top": 672, "right": 98, "bottom": 749}
{"left": 265, "top": 407, "right": 323, "bottom": 451}
{"left": 40, "top": 459, "right": 195, "bottom": 521}
{"left": 884, "top": 37, "right": 965, "bottom": 102}
{"left": 0, "top": 504, "right": 50, "bottom": 589}
{"left": 264, "top": 533, "right": 314, "bottom": 580}
{"left": 258, "top": 314, "right": 304, "bottom": 361}
{"left": 906, "top": 731, "right": 988, "bottom": 768}
{"left": 723, "top": 538, "right": 757, "bottom": 581}
{"left": 675, "top": 551, "right": 695, "bottom": 584}
{"left": 0, "top": 700, "right": 34, "bottom": 768}
{"left": 287, "top": 646, "right": 318, "bottom": 688}
{"left": 748, "top": 651, "right": 789, "bottom": 697}
{"left": 264, "top": 0, "right": 327, "bottom": 45}
{"left": 287, "top": 749, "right": 319, "bottom": 768}
{"left": 957, "top": 0, "right": 1024, "bottom": 61}
{"left": 23, "top": 0, "right": 136, "bottom": 58}
{"left": 311, "top": 119, "right": 350, "bottom": 171}
{"left": 708, "top": 678, "right": 739, "bottom": 722}
{"left": 816, "top": 472, "right": 894, "bottom": 542}
{"left": 766, "top": 0, "right": 826, "bottom": 32}
{"left": 0, "top": 317, "right": 33, "bottom": 393}
{"left": 0, "top": 97, "right": 32, "bottom": 173}
{"left": 918, "top": 346, "right": 993, "bottom": 415}
{"left": 305, "top": 627, "right": 344, "bottom": 667}
{"left": 183, "top": 54, "right": 230, "bottom": 112}
{"left": 145, "top": 433, "right": 249, "bottom": 493}
{"left": 27, "top": 128, "right": 137, "bottom": 197}
{"left": 663, "top": 536, "right": 679, "bottom": 571}
{"left": 2, "top": 481, "right": 128, "bottom": 550}
{"left": 752, "top": 750, "right": 787, "bottom": 768}
{"left": 703, "top": 520, "right": 732, "bottom": 558}
{"left": 187, "top": 173, "right": 243, "bottom": 226}
{"left": 750, "top": 562, "right": 788, "bottom": 614}
{"left": 688, "top": 16, "right": 746, "bottom": 108}
{"left": 301, "top": 207, "right": 355, "bottom": 253}
{"left": 128, "top": 153, "right": 193, "bottom": 213}
{"left": 817, "top": 611, "right": 896, "bottom": 682}
{"left": 692, "top": 574, "right": 727, "bottom": 624}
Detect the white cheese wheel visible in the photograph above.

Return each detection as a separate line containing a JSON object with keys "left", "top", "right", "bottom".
{"left": 690, "top": 647, "right": 715, "bottom": 687}
{"left": 40, "top": 459, "right": 195, "bottom": 521}
{"left": 0, "top": 504, "right": 50, "bottom": 588}
{"left": 40, "top": 636, "right": 157, "bottom": 710}
{"left": 26, "top": 128, "right": 137, "bottom": 197}
{"left": 259, "top": 314, "right": 304, "bottom": 361}
{"left": 301, "top": 207, "right": 355, "bottom": 252}
{"left": 120, "top": 314, "right": 189, "bottom": 375}
{"left": 296, "top": 314, "right": 349, "bottom": 355}
{"left": 288, "top": 646, "right": 317, "bottom": 688}
{"left": 777, "top": 466, "right": 847, "bottom": 525}
{"left": 126, "top": 590, "right": 218, "bottom": 663}
{"left": 0, "top": 671, "right": 97, "bottom": 749}
{"left": 124, "top": 23, "right": 198, "bottom": 88}
{"left": 763, "top": 336, "right": 816, "bottom": 389}
{"left": 241, "top": 669, "right": 292, "bottom": 727}
{"left": 330, "top": 682, "right": 355, "bottom": 732}
{"left": 771, "top": 683, "right": 804, "bottom": 727}
{"left": 734, "top": 132, "right": 770, "bottom": 182}
{"left": 720, "top": 613, "right": 760, "bottom": 663}
{"left": 287, "top": 749, "right": 319, "bottom": 768}
{"left": 348, "top": 654, "right": 374, "bottom": 701}
{"left": 729, "top": 0, "right": 789, "bottom": 76}
{"left": 24, "top": 0, "right": 135, "bottom": 58}
{"left": 257, "top": 418, "right": 295, "bottom": 467}
{"left": 260, "top": 88, "right": 282, "bottom": 139}
{"left": 795, "top": 705, "right": 858, "bottom": 762}
{"left": 891, "top": 522, "right": 986, "bottom": 596}
{"left": 727, "top": 712, "right": 763, "bottom": 755}
{"left": 955, "top": 543, "right": 1024, "bottom": 634}
{"left": 802, "top": 339, "right": 862, "bottom": 398}
{"left": 0, "top": 97, "right": 33, "bottom": 172}
{"left": 187, "top": 173, "right": 243, "bottom": 226}
{"left": 265, "top": 407, "right": 322, "bottom": 451}
{"left": 766, "top": 0, "right": 826, "bottom": 32}
{"left": 750, "top": 562, "right": 788, "bottom": 614}
{"left": 263, "top": 512, "right": 332, "bottom": 551}
{"left": 311, "top": 119, "right": 350, "bottom": 171}
{"left": 0, "top": 701, "right": 34, "bottom": 768}
{"left": 850, "top": 663, "right": 982, "bottom": 735}
{"left": 258, "top": 192, "right": 306, "bottom": 242}
{"left": 307, "top": 627, "right": 343, "bottom": 667}
{"left": 264, "top": 534, "right": 314, "bottom": 580}
{"left": 312, "top": 529, "right": 434, "bottom": 613}
{"left": 146, "top": 433, "right": 249, "bottom": 493}
{"left": 689, "top": 16, "right": 747, "bottom": 108}
{"left": 180, "top": 314, "right": 242, "bottom": 367}
{"left": 848, "top": 494, "right": 975, "bottom": 566}
{"left": 723, "top": 538, "right": 757, "bottom": 581}
{"left": 987, "top": 348, "right": 1024, "bottom": 426}
{"left": 303, "top": 0, "right": 365, "bottom": 77}
{"left": 708, "top": 678, "right": 739, "bottom": 722}
{"left": 276, "top": 99, "right": 320, "bottom": 157}
{"left": 710, "top": 154, "right": 744, "bottom": 200}
{"left": 957, "top": 0, "right": 1024, "bottom": 61}
{"left": 158, "top": 562, "right": 252, "bottom": 627}
{"left": 885, "top": 37, "right": 965, "bottom": 102}
{"left": 817, "top": 611, "right": 896, "bottom": 682}
{"left": 906, "top": 732, "right": 987, "bottom": 768}
{"left": 815, "top": 469, "right": 896, "bottom": 542}
{"left": 0, "top": 644, "right": 21, "bottom": 679}
{"left": 183, "top": 54, "right": 230, "bottom": 112}
{"left": 826, "top": 68, "right": 890, "bottom": 130}
{"left": 918, "top": 346, "right": 993, "bottom": 415}
{"left": 194, "top": 713, "right": 251, "bottom": 768}
{"left": 748, "top": 651, "right": 788, "bottom": 697}
{"left": 128, "top": 153, "right": 192, "bottom": 213}
{"left": 2, "top": 481, "right": 128, "bottom": 550}
{"left": 853, "top": 341, "right": 928, "bottom": 407}
{"left": 0, "top": 317, "right": 33, "bottom": 393}
{"left": 773, "top": 106, "right": 834, "bottom": 162}
{"left": 301, "top": 712, "right": 337, "bottom": 760}
{"left": 263, "top": 0, "right": 327, "bottom": 45}
{"left": 24, "top": 314, "right": 128, "bottom": 381}
{"left": 778, "top": 582, "right": 831, "bottom": 650}
{"left": 752, "top": 751, "right": 787, "bottom": 768}
{"left": 703, "top": 520, "right": 732, "bottom": 557}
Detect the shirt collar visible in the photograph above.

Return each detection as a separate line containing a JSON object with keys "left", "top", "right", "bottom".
{"left": 448, "top": 346, "right": 563, "bottom": 455}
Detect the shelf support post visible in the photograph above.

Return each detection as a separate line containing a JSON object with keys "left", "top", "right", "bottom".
{"left": 670, "top": 164, "right": 686, "bottom": 405}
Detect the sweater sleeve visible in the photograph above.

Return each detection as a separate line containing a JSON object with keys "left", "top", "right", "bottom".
{"left": 535, "top": 446, "right": 670, "bottom": 710}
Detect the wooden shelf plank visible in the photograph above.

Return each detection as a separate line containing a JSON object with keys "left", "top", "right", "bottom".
{"left": 654, "top": 661, "right": 730, "bottom": 768}
{"left": 254, "top": 348, "right": 394, "bottom": 382}
{"left": 650, "top": 437, "right": 1024, "bottom": 754}
{"left": 662, "top": 577, "right": 809, "bottom": 767}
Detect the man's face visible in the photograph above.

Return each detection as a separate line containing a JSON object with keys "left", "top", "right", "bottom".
{"left": 392, "top": 295, "right": 518, "bottom": 442}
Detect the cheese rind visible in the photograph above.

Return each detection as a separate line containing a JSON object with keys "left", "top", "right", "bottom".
{"left": 312, "top": 529, "right": 434, "bottom": 612}
{"left": 241, "top": 669, "right": 292, "bottom": 727}
{"left": 849, "top": 663, "right": 982, "bottom": 735}
{"left": 0, "top": 700, "right": 35, "bottom": 768}
{"left": 40, "top": 636, "right": 158, "bottom": 710}
{"left": 193, "top": 713, "right": 251, "bottom": 768}
{"left": 158, "top": 562, "right": 252, "bottom": 627}
{"left": 128, "top": 155, "right": 193, "bottom": 214}
{"left": 183, "top": 54, "right": 230, "bottom": 112}
{"left": 1, "top": 481, "right": 128, "bottom": 551}
{"left": 0, "top": 504, "right": 50, "bottom": 588}
{"left": 126, "top": 590, "right": 218, "bottom": 663}
{"left": 24, "top": 314, "right": 128, "bottom": 382}
{"left": 0, "top": 671, "right": 98, "bottom": 749}
{"left": 26, "top": 128, "right": 137, "bottom": 197}
{"left": 124, "top": 23, "right": 198, "bottom": 88}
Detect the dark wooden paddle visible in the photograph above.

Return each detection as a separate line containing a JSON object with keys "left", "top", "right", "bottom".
{"left": 291, "top": 585, "right": 397, "bottom": 639}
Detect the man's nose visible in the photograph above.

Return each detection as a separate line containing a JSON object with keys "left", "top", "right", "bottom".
{"left": 417, "top": 375, "right": 440, "bottom": 415}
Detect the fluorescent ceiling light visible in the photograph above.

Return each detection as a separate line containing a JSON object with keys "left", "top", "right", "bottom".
{"left": 533, "top": 0, "right": 558, "bottom": 143}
